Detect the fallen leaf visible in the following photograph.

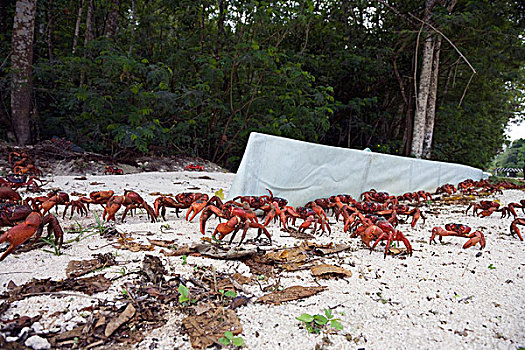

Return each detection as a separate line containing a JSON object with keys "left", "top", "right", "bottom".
{"left": 311, "top": 264, "right": 352, "bottom": 278}
{"left": 388, "top": 247, "right": 407, "bottom": 256}
{"left": 299, "top": 241, "right": 352, "bottom": 256}
{"left": 147, "top": 238, "right": 176, "bottom": 248}
{"left": 66, "top": 253, "right": 116, "bottom": 278}
{"left": 105, "top": 303, "right": 136, "bottom": 337}
{"left": 257, "top": 285, "right": 327, "bottom": 305}
{"left": 193, "top": 302, "right": 214, "bottom": 316}
{"left": 232, "top": 273, "right": 252, "bottom": 285}
{"left": 265, "top": 248, "right": 307, "bottom": 263}
{"left": 2, "top": 275, "right": 112, "bottom": 301}
{"left": 182, "top": 306, "right": 242, "bottom": 349}
{"left": 142, "top": 255, "right": 167, "bottom": 284}
{"left": 116, "top": 236, "right": 154, "bottom": 252}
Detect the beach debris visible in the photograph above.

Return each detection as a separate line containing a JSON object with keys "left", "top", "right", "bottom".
{"left": 66, "top": 253, "right": 116, "bottom": 278}
{"left": 257, "top": 285, "right": 327, "bottom": 305}
{"left": 311, "top": 264, "right": 352, "bottom": 279}
{"left": 104, "top": 303, "right": 136, "bottom": 337}
{"left": 182, "top": 305, "right": 242, "bottom": 349}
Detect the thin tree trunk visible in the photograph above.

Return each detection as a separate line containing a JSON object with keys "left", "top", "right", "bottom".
{"left": 411, "top": 34, "right": 434, "bottom": 157}
{"left": 410, "top": 0, "right": 436, "bottom": 157}
{"left": 80, "top": 0, "right": 93, "bottom": 86}
{"left": 72, "top": 0, "right": 84, "bottom": 54}
{"left": 46, "top": 0, "right": 54, "bottom": 60}
{"left": 422, "top": 34, "right": 442, "bottom": 158}
{"left": 104, "top": 0, "right": 120, "bottom": 38}
{"left": 11, "top": 0, "right": 37, "bottom": 145}
{"left": 84, "top": 0, "right": 93, "bottom": 46}
{"left": 128, "top": 0, "right": 135, "bottom": 54}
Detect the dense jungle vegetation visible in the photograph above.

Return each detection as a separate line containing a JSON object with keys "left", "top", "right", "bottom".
{"left": 1, "top": 0, "right": 524, "bottom": 170}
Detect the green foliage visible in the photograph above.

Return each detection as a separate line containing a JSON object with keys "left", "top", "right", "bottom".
{"left": 493, "top": 138, "right": 525, "bottom": 169}
{"left": 1, "top": 0, "right": 523, "bottom": 170}
{"left": 178, "top": 283, "right": 190, "bottom": 304}
{"left": 218, "top": 331, "right": 244, "bottom": 347}
{"left": 296, "top": 309, "right": 343, "bottom": 334}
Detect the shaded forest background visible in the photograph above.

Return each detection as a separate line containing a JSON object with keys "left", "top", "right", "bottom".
{"left": 0, "top": 0, "right": 523, "bottom": 171}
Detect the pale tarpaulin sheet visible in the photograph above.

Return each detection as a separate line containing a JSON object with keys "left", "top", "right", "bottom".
{"left": 228, "top": 133, "right": 484, "bottom": 207}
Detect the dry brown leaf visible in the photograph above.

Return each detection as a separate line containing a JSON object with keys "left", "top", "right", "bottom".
{"left": 257, "top": 285, "right": 327, "bottom": 305}
{"left": 265, "top": 248, "right": 307, "bottom": 263}
{"left": 182, "top": 306, "right": 242, "bottom": 349}
{"left": 66, "top": 253, "right": 116, "bottom": 278}
{"left": 147, "top": 238, "right": 176, "bottom": 247}
{"left": 105, "top": 303, "right": 136, "bottom": 337}
{"left": 388, "top": 247, "right": 407, "bottom": 256}
{"left": 192, "top": 302, "right": 214, "bottom": 316}
{"left": 116, "top": 236, "right": 154, "bottom": 252}
{"left": 311, "top": 264, "right": 352, "bottom": 278}
{"left": 232, "top": 273, "right": 252, "bottom": 285}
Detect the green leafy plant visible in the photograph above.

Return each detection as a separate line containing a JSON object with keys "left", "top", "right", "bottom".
{"left": 488, "top": 264, "right": 496, "bottom": 269}
{"left": 296, "top": 309, "right": 343, "bottom": 334}
{"left": 64, "top": 220, "right": 98, "bottom": 244}
{"left": 181, "top": 255, "right": 188, "bottom": 265}
{"left": 178, "top": 283, "right": 190, "bottom": 304}
{"left": 40, "top": 233, "right": 62, "bottom": 256}
{"left": 218, "top": 331, "right": 244, "bottom": 347}
{"left": 219, "top": 289, "right": 237, "bottom": 299}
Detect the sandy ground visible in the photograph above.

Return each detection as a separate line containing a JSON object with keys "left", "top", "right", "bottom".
{"left": 0, "top": 171, "right": 524, "bottom": 350}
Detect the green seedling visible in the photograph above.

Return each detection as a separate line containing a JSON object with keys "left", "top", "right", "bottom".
{"left": 178, "top": 283, "right": 190, "bottom": 304}
{"left": 40, "top": 233, "right": 62, "bottom": 256}
{"left": 218, "top": 331, "right": 244, "bottom": 347}
{"left": 93, "top": 211, "right": 106, "bottom": 235}
{"left": 296, "top": 309, "right": 343, "bottom": 334}
{"left": 488, "top": 264, "right": 496, "bottom": 269}
{"left": 219, "top": 289, "right": 237, "bottom": 298}
{"left": 181, "top": 255, "right": 188, "bottom": 265}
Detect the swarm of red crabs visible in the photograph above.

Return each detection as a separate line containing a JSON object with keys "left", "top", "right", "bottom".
{"left": 1, "top": 159, "right": 523, "bottom": 261}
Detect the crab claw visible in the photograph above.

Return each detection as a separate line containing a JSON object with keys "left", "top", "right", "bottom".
{"left": 510, "top": 218, "right": 524, "bottom": 241}
{"left": 462, "top": 231, "right": 486, "bottom": 249}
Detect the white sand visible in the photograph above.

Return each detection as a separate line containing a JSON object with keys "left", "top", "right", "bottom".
{"left": 1, "top": 171, "right": 524, "bottom": 350}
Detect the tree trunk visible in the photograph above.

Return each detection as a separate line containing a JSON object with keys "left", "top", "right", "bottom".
{"left": 80, "top": 0, "right": 93, "bottom": 86}
{"left": 410, "top": 0, "right": 436, "bottom": 157}
{"left": 72, "top": 0, "right": 84, "bottom": 54}
{"left": 422, "top": 34, "right": 442, "bottom": 158}
{"left": 84, "top": 0, "right": 93, "bottom": 46}
{"left": 411, "top": 33, "right": 434, "bottom": 157}
{"left": 11, "top": 0, "right": 37, "bottom": 145}
{"left": 128, "top": 0, "right": 135, "bottom": 54}
{"left": 104, "top": 0, "right": 120, "bottom": 38}
{"left": 46, "top": 0, "right": 54, "bottom": 60}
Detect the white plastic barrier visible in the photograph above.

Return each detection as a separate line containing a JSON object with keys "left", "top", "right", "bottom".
{"left": 228, "top": 132, "right": 484, "bottom": 207}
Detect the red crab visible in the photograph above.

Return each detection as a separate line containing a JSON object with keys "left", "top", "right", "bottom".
{"left": 0, "top": 203, "right": 63, "bottom": 261}
{"left": 212, "top": 215, "right": 271, "bottom": 245}
{"left": 509, "top": 218, "right": 524, "bottom": 241}
{"left": 353, "top": 214, "right": 412, "bottom": 258}
{"left": 430, "top": 226, "right": 485, "bottom": 249}
{"left": 0, "top": 175, "right": 42, "bottom": 191}
{"left": 104, "top": 166, "right": 124, "bottom": 175}
{"left": 185, "top": 164, "right": 205, "bottom": 171}
{"left": 104, "top": 190, "right": 156, "bottom": 223}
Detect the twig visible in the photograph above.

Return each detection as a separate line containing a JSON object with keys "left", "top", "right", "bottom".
{"left": 18, "top": 291, "right": 106, "bottom": 301}
{"left": 458, "top": 72, "right": 475, "bottom": 107}
{"left": 406, "top": 11, "right": 476, "bottom": 74}
{"left": 461, "top": 254, "right": 474, "bottom": 277}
